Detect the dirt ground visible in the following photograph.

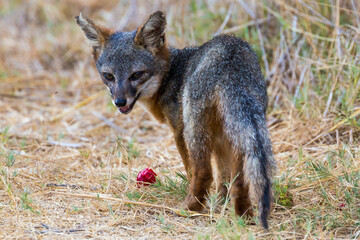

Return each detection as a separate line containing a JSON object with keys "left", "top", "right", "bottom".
{"left": 0, "top": 0, "right": 359, "bottom": 239}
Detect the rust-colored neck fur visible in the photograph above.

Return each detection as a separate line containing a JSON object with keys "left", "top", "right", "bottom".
{"left": 140, "top": 95, "right": 166, "bottom": 123}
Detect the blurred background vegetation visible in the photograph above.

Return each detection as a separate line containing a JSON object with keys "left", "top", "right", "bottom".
{"left": 0, "top": 0, "right": 359, "bottom": 238}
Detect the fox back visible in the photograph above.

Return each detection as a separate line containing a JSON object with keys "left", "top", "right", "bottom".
{"left": 76, "top": 11, "right": 276, "bottom": 229}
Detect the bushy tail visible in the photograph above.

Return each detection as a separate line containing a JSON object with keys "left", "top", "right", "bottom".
{"left": 242, "top": 116, "right": 274, "bottom": 229}
{"left": 221, "top": 93, "right": 276, "bottom": 229}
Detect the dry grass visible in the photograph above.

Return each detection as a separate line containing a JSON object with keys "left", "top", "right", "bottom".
{"left": 0, "top": 0, "right": 359, "bottom": 239}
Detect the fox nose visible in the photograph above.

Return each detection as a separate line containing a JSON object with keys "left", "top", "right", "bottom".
{"left": 114, "top": 98, "right": 127, "bottom": 107}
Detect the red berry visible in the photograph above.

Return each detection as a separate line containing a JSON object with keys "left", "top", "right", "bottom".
{"left": 136, "top": 168, "right": 157, "bottom": 187}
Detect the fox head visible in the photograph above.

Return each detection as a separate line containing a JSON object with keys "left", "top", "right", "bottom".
{"left": 76, "top": 11, "right": 169, "bottom": 114}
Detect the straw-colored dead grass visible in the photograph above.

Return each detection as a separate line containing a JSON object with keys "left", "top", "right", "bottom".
{"left": 0, "top": 0, "right": 359, "bottom": 239}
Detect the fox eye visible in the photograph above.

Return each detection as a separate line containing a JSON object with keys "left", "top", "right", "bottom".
{"left": 103, "top": 72, "right": 114, "bottom": 81}
{"left": 129, "top": 71, "right": 144, "bottom": 81}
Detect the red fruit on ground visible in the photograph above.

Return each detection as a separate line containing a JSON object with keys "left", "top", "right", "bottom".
{"left": 137, "top": 168, "right": 157, "bottom": 187}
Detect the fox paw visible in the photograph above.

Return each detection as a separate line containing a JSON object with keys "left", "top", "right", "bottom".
{"left": 234, "top": 201, "right": 254, "bottom": 217}
{"left": 185, "top": 194, "right": 203, "bottom": 211}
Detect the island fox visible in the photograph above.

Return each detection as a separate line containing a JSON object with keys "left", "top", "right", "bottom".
{"left": 76, "top": 11, "right": 276, "bottom": 229}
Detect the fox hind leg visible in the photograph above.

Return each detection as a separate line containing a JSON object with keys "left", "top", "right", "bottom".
{"left": 230, "top": 152, "right": 254, "bottom": 217}
{"left": 182, "top": 106, "right": 213, "bottom": 211}
{"left": 213, "top": 136, "right": 231, "bottom": 200}
{"left": 183, "top": 131, "right": 213, "bottom": 211}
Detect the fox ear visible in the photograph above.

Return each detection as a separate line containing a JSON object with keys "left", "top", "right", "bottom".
{"left": 135, "top": 11, "right": 167, "bottom": 56}
{"left": 75, "top": 13, "right": 113, "bottom": 60}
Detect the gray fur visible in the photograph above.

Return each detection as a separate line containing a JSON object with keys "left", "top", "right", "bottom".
{"left": 76, "top": 11, "right": 276, "bottom": 229}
